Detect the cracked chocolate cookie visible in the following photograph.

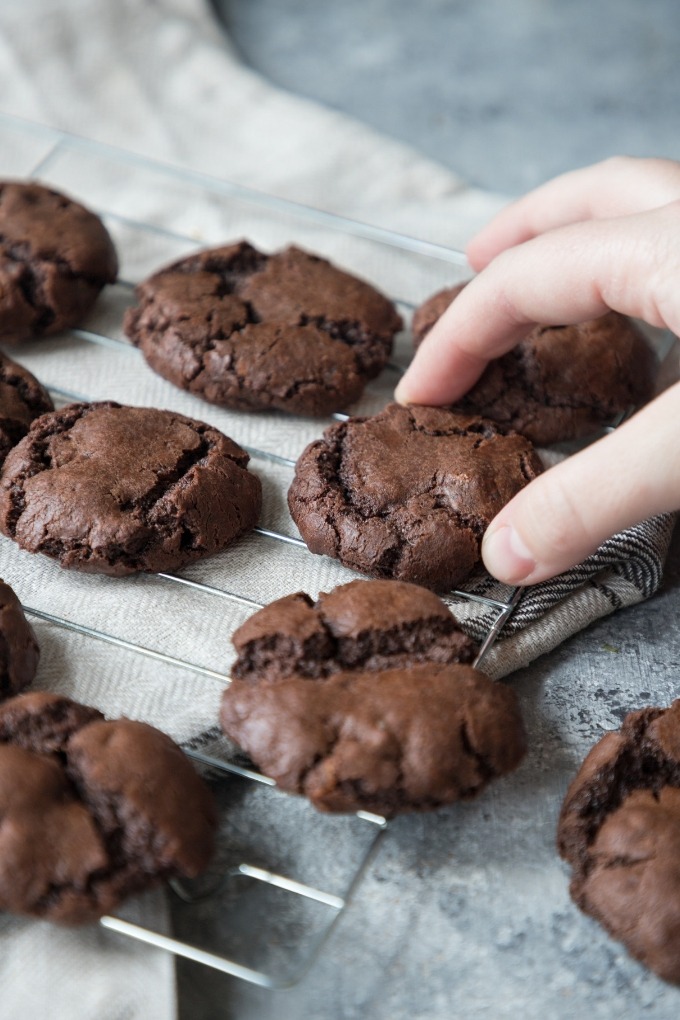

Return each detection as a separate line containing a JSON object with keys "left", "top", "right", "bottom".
{"left": 221, "top": 662, "right": 526, "bottom": 815}
{"left": 287, "top": 402, "right": 543, "bottom": 591}
{"left": 0, "top": 351, "right": 54, "bottom": 467}
{"left": 558, "top": 701, "right": 680, "bottom": 984}
{"left": 0, "top": 578, "right": 39, "bottom": 699}
{"left": 230, "top": 578, "right": 478, "bottom": 683}
{"left": 124, "top": 241, "right": 403, "bottom": 416}
{"left": 0, "top": 401, "right": 262, "bottom": 576}
{"left": 412, "top": 284, "right": 655, "bottom": 445}
{"left": 0, "top": 691, "right": 216, "bottom": 924}
{"left": 220, "top": 580, "right": 525, "bottom": 815}
{"left": 0, "top": 181, "right": 118, "bottom": 342}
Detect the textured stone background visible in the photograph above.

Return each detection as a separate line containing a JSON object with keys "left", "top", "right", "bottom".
{"left": 214, "top": 0, "right": 680, "bottom": 193}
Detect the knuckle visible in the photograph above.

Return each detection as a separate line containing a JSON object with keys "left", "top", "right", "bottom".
{"left": 601, "top": 154, "right": 636, "bottom": 175}
{"left": 601, "top": 155, "right": 680, "bottom": 195}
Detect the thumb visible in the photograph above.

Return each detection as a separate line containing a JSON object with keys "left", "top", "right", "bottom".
{"left": 481, "top": 381, "right": 680, "bottom": 585}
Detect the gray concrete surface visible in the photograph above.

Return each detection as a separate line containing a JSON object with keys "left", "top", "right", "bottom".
{"left": 213, "top": 0, "right": 680, "bottom": 194}
{"left": 174, "top": 3, "right": 680, "bottom": 1017}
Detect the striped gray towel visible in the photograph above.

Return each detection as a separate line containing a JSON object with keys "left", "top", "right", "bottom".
{"left": 451, "top": 513, "right": 676, "bottom": 679}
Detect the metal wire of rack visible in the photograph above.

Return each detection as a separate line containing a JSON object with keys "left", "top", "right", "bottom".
{"left": 0, "top": 114, "right": 525, "bottom": 990}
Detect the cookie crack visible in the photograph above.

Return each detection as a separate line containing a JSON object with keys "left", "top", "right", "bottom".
{"left": 0, "top": 418, "right": 34, "bottom": 456}
{"left": 320, "top": 708, "right": 441, "bottom": 814}
{"left": 0, "top": 243, "right": 55, "bottom": 331}
{"left": 26, "top": 769, "right": 160, "bottom": 918}
{"left": 513, "top": 343, "right": 621, "bottom": 417}
{"left": 172, "top": 242, "right": 267, "bottom": 289}
{"left": 322, "top": 426, "right": 487, "bottom": 573}
{"left": 329, "top": 615, "right": 475, "bottom": 671}
{"left": 1, "top": 403, "right": 107, "bottom": 538}
{"left": 536, "top": 390, "right": 616, "bottom": 415}
{"left": 330, "top": 426, "right": 409, "bottom": 532}
{"left": 0, "top": 364, "right": 49, "bottom": 415}
{"left": 234, "top": 604, "right": 476, "bottom": 690}
{"left": 297, "top": 314, "right": 389, "bottom": 375}
{"left": 64, "top": 740, "right": 185, "bottom": 893}
{"left": 1, "top": 236, "right": 106, "bottom": 290}
{"left": 281, "top": 375, "right": 346, "bottom": 402}
{"left": 205, "top": 244, "right": 267, "bottom": 282}
{"left": 461, "top": 342, "right": 618, "bottom": 419}
{"left": 459, "top": 718, "right": 497, "bottom": 791}
{"left": 298, "top": 732, "right": 341, "bottom": 792}
{"left": 30, "top": 867, "right": 109, "bottom": 918}
{"left": 189, "top": 321, "right": 277, "bottom": 396}
{"left": 422, "top": 473, "right": 488, "bottom": 539}
{"left": 519, "top": 452, "right": 539, "bottom": 484}
{"left": 0, "top": 696, "right": 100, "bottom": 752}
{"left": 300, "top": 712, "right": 407, "bottom": 812}
{"left": 406, "top": 405, "right": 503, "bottom": 441}
{"left": 3, "top": 438, "right": 54, "bottom": 537}
{"left": 116, "top": 433, "right": 212, "bottom": 522}
{"left": 597, "top": 851, "right": 656, "bottom": 871}
{"left": 318, "top": 422, "right": 355, "bottom": 508}
{"left": 568, "top": 725, "right": 676, "bottom": 860}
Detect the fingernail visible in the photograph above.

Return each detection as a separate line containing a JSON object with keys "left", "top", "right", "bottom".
{"left": 482, "top": 524, "right": 536, "bottom": 584}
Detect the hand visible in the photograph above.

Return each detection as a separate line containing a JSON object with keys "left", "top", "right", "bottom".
{"left": 395, "top": 157, "right": 680, "bottom": 585}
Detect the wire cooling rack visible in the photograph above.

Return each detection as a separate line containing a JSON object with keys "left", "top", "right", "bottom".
{"left": 0, "top": 114, "right": 526, "bottom": 990}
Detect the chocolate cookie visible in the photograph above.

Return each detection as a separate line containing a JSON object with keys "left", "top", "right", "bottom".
{"left": 0, "top": 691, "right": 216, "bottom": 924}
{"left": 124, "top": 241, "right": 403, "bottom": 416}
{"left": 0, "top": 181, "right": 118, "bottom": 342}
{"left": 411, "top": 282, "right": 467, "bottom": 343}
{"left": 558, "top": 701, "right": 680, "bottom": 984}
{"left": 231, "top": 578, "right": 478, "bottom": 683}
{"left": 220, "top": 580, "right": 525, "bottom": 815}
{"left": 221, "top": 662, "right": 526, "bottom": 815}
{"left": 0, "top": 401, "right": 262, "bottom": 576}
{"left": 0, "top": 351, "right": 54, "bottom": 466}
{"left": 287, "top": 402, "right": 543, "bottom": 591}
{"left": 0, "top": 578, "right": 39, "bottom": 699}
{"left": 412, "top": 284, "right": 655, "bottom": 445}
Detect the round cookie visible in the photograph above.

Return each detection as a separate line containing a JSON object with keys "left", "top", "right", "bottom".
{"left": 287, "top": 402, "right": 543, "bottom": 591}
{"left": 0, "top": 578, "right": 39, "bottom": 699}
{"left": 231, "top": 578, "right": 478, "bottom": 683}
{"left": 124, "top": 241, "right": 403, "bottom": 416}
{"left": 412, "top": 283, "right": 655, "bottom": 445}
{"left": 0, "top": 351, "right": 54, "bottom": 466}
{"left": 221, "top": 662, "right": 526, "bottom": 815}
{"left": 0, "top": 401, "right": 262, "bottom": 576}
{"left": 0, "top": 181, "right": 118, "bottom": 342}
{"left": 558, "top": 700, "right": 680, "bottom": 984}
{"left": 0, "top": 691, "right": 216, "bottom": 924}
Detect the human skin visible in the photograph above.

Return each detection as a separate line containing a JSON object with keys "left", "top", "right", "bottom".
{"left": 396, "top": 157, "right": 680, "bottom": 585}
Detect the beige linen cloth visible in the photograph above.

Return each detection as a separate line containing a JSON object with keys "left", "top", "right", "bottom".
{"left": 0, "top": 2, "right": 675, "bottom": 1018}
